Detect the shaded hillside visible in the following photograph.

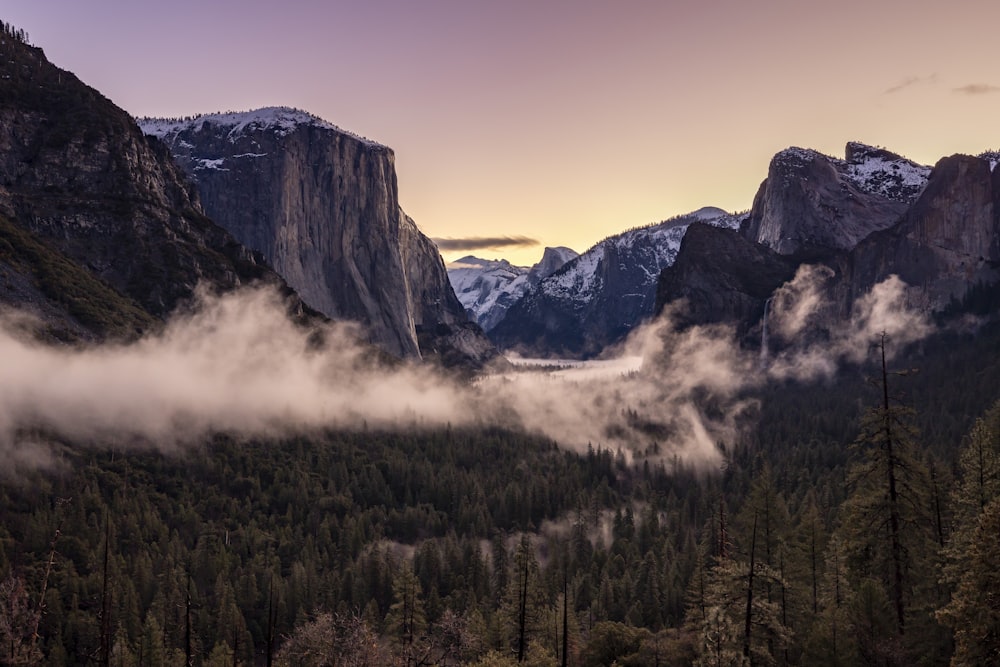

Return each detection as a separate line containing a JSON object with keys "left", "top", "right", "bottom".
{"left": 0, "top": 30, "right": 301, "bottom": 341}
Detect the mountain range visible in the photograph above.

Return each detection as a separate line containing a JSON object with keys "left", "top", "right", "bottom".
{"left": 450, "top": 141, "right": 999, "bottom": 358}
{"left": 2, "top": 25, "right": 998, "bottom": 370}
{"left": 658, "top": 144, "right": 1000, "bottom": 347}
{"left": 0, "top": 33, "right": 494, "bottom": 367}
{"left": 447, "top": 246, "right": 578, "bottom": 332}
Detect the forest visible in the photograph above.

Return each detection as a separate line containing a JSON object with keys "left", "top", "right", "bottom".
{"left": 2, "top": 314, "right": 1000, "bottom": 666}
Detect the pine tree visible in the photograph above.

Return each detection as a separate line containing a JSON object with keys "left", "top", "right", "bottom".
{"left": 386, "top": 563, "right": 427, "bottom": 664}
{"left": 936, "top": 497, "right": 1000, "bottom": 665}
{"left": 839, "top": 334, "right": 930, "bottom": 645}
{"left": 937, "top": 400, "right": 1000, "bottom": 664}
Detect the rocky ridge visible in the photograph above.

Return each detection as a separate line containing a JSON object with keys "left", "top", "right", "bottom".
{"left": 744, "top": 143, "right": 930, "bottom": 256}
{"left": 447, "top": 246, "right": 578, "bottom": 332}
{"left": 658, "top": 144, "right": 1000, "bottom": 345}
{"left": 490, "top": 208, "right": 743, "bottom": 357}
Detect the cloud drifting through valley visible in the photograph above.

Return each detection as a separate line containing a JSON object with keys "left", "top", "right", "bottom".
{"left": 0, "top": 267, "right": 933, "bottom": 473}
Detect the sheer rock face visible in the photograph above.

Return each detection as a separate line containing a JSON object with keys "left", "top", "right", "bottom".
{"left": 744, "top": 144, "right": 927, "bottom": 256}
{"left": 0, "top": 37, "right": 280, "bottom": 340}
{"left": 659, "top": 148, "right": 1000, "bottom": 338}
{"left": 838, "top": 154, "right": 1000, "bottom": 311}
{"left": 140, "top": 109, "right": 494, "bottom": 364}
{"left": 655, "top": 223, "right": 801, "bottom": 343}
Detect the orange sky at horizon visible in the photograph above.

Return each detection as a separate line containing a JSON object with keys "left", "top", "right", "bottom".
{"left": 5, "top": 0, "right": 999, "bottom": 266}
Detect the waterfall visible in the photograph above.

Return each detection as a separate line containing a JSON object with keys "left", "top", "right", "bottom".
{"left": 760, "top": 297, "right": 772, "bottom": 366}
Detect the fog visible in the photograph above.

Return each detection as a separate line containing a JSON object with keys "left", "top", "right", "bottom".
{"left": 0, "top": 268, "right": 933, "bottom": 472}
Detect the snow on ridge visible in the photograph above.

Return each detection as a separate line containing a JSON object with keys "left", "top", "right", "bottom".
{"left": 774, "top": 146, "right": 828, "bottom": 167}
{"left": 841, "top": 153, "right": 930, "bottom": 200}
{"left": 448, "top": 257, "right": 533, "bottom": 331}
{"left": 136, "top": 107, "right": 385, "bottom": 147}
{"left": 979, "top": 151, "right": 1000, "bottom": 171}
{"left": 192, "top": 158, "right": 228, "bottom": 171}
{"left": 772, "top": 143, "right": 930, "bottom": 201}
{"left": 540, "top": 209, "right": 743, "bottom": 303}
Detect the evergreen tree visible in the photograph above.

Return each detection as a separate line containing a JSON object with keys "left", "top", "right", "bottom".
{"left": 839, "top": 335, "right": 931, "bottom": 649}
{"left": 386, "top": 562, "right": 427, "bottom": 663}
{"left": 937, "top": 400, "right": 1000, "bottom": 664}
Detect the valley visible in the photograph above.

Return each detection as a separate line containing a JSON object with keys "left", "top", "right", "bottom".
{"left": 1, "top": 17, "right": 1000, "bottom": 666}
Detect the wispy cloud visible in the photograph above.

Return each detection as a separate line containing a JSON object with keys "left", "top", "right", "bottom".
{"left": 953, "top": 83, "right": 1000, "bottom": 95}
{"left": 884, "top": 74, "right": 937, "bottom": 94}
{"left": 432, "top": 236, "right": 538, "bottom": 252}
{"left": 0, "top": 268, "right": 937, "bottom": 474}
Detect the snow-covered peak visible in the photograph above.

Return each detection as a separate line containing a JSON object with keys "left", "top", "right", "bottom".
{"left": 979, "top": 150, "right": 1000, "bottom": 171}
{"left": 770, "top": 143, "right": 930, "bottom": 203}
{"left": 841, "top": 142, "right": 930, "bottom": 201}
{"left": 447, "top": 246, "right": 580, "bottom": 332}
{"left": 137, "top": 106, "right": 384, "bottom": 147}
{"left": 773, "top": 146, "right": 825, "bottom": 169}
{"left": 541, "top": 209, "right": 743, "bottom": 303}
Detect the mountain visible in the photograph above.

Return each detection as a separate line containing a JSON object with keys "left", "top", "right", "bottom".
{"left": 0, "top": 29, "right": 294, "bottom": 342}
{"left": 656, "top": 223, "right": 800, "bottom": 344}
{"left": 836, "top": 152, "right": 1000, "bottom": 312}
{"left": 658, "top": 143, "right": 1000, "bottom": 340}
{"left": 138, "top": 108, "right": 495, "bottom": 366}
{"left": 490, "top": 207, "right": 743, "bottom": 357}
{"left": 744, "top": 142, "right": 930, "bottom": 255}
{"left": 447, "top": 246, "right": 578, "bottom": 332}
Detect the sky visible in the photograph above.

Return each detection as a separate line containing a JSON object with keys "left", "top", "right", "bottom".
{"left": 5, "top": 0, "right": 1000, "bottom": 266}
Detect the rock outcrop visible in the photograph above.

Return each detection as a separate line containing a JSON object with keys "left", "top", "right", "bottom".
{"left": 655, "top": 223, "right": 801, "bottom": 342}
{"left": 837, "top": 153, "right": 1000, "bottom": 312}
{"left": 139, "top": 109, "right": 495, "bottom": 365}
{"left": 0, "top": 32, "right": 289, "bottom": 341}
{"left": 659, "top": 145, "right": 1000, "bottom": 340}
{"left": 744, "top": 144, "right": 929, "bottom": 256}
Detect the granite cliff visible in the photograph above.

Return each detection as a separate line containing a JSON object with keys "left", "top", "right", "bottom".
{"left": 139, "top": 109, "right": 494, "bottom": 365}
{"left": 658, "top": 144, "right": 1000, "bottom": 341}
{"left": 744, "top": 143, "right": 929, "bottom": 256}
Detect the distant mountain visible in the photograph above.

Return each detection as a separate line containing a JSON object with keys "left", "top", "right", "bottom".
{"left": 0, "top": 31, "right": 296, "bottom": 342}
{"left": 447, "top": 246, "right": 578, "bottom": 332}
{"left": 139, "top": 108, "right": 496, "bottom": 366}
{"left": 490, "top": 208, "right": 743, "bottom": 357}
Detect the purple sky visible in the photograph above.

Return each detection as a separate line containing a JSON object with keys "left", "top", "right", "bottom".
{"left": 6, "top": 1, "right": 1000, "bottom": 265}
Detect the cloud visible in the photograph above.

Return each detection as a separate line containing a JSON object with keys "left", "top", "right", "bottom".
{"left": 764, "top": 267, "right": 932, "bottom": 381}
{"left": 953, "top": 83, "right": 1000, "bottom": 95}
{"left": 883, "top": 74, "right": 937, "bottom": 94}
{"left": 0, "top": 268, "right": 935, "bottom": 474}
{"left": 431, "top": 236, "right": 539, "bottom": 252}
{"left": 0, "top": 287, "right": 473, "bottom": 467}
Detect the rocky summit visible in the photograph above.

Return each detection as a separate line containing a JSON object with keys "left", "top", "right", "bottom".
{"left": 139, "top": 108, "right": 496, "bottom": 366}
{"left": 743, "top": 144, "right": 930, "bottom": 256}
